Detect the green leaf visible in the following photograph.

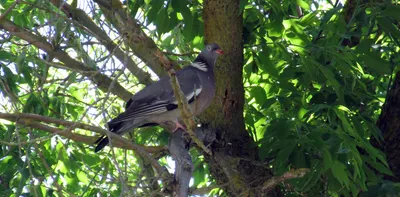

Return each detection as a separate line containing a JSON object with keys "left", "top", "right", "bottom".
{"left": 384, "top": 5, "right": 400, "bottom": 21}
{"left": 239, "top": 0, "right": 248, "bottom": 12}
{"left": 331, "top": 160, "right": 350, "bottom": 187}
{"left": 296, "top": 0, "right": 309, "bottom": 10}
{"left": 21, "top": 66, "right": 33, "bottom": 87}
{"left": 77, "top": 170, "right": 90, "bottom": 184}
{"left": 290, "top": 148, "right": 308, "bottom": 168}
{"left": 275, "top": 142, "right": 296, "bottom": 171}
{"left": 321, "top": 4, "right": 343, "bottom": 24}
{"left": 171, "top": 0, "right": 189, "bottom": 13}
{"left": 268, "top": 18, "right": 284, "bottom": 37}
{"left": 300, "top": 12, "right": 318, "bottom": 25}
{"left": 65, "top": 72, "right": 77, "bottom": 87}
{"left": 310, "top": 92, "right": 326, "bottom": 104}
{"left": 359, "top": 52, "right": 391, "bottom": 75}
{"left": 377, "top": 16, "right": 400, "bottom": 39}
{"left": 0, "top": 64, "right": 18, "bottom": 94}
{"left": 0, "top": 51, "right": 13, "bottom": 60}
{"left": 129, "top": 0, "right": 144, "bottom": 17}
{"left": 0, "top": 155, "right": 14, "bottom": 174}
{"left": 155, "top": 8, "right": 170, "bottom": 34}
{"left": 256, "top": 49, "right": 279, "bottom": 77}
{"left": 250, "top": 86, "right": 267, "bottom": 105}
{"left": 147, "top": 1, "right": 163, "bottom": 25}
{"left": 366, "top": 158, "right": 393, "bottom": 176}
{"left": 182, "top": 12, "right": 195, "bottom": 40}
{"left": 193, "top": 164, "right": 205, "bottom": 187}
{"left": 322, "top": 149, "right": 332, "bottom": 170}
{"left": 334, "top": 106, "right": 355, "bottom": 135}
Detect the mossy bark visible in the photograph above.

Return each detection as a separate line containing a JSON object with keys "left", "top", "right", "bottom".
{"left": 202, "top": 0, "right": 277, "bottom": 196}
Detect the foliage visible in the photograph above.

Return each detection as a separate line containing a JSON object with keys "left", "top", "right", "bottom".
{"left": 0, "top": 0, "right": 399, "bottom": 196}
{"left": 243, "top": 1, "right": 400, "bottom": 196}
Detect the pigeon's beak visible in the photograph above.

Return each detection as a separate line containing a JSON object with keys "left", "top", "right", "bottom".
{"left": 215, "top": 49, "right": 224, "bottom": 55}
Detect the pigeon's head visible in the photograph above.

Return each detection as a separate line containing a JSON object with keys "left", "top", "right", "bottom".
{"left": 204, "top": 43, "right": 224, "bottom": 55}
{"left": 195, "top": 43, "right": 223, "bottom": 70}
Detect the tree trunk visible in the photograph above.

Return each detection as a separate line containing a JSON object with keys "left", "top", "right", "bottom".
{"left": 202, "top": 1, "right": 277, "bottom": 196}
{"left": 374, "top": 71, "right": 400, "bottom": 182}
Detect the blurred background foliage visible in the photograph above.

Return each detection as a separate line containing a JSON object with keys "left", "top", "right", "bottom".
{"left": 0, "top": 0, "right": 399, "bottom": 196}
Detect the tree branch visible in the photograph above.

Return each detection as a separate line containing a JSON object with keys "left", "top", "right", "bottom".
{"left": 94, "top": 0, "right": 178, "bottom": 76}
{"left": 262, "top": 168, "right": 310, "bottom": 193}
{"left": 168, "top": 129, "right": 193, "bottom": 197}
{"left": 0, "top": 19, "right": 133, "bottom": 101}
{"left": 0, "top": 111, "right": 174, "bottom": 187}
{"left": 48, "top": 0, "right": 154, "bottom": 85}
{"left": 0, "top": 112, "right": 165, "bottom": 154}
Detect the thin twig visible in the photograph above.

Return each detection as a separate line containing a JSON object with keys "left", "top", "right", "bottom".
{"left": 0, "top": 112, "right": 166, "bottom": 154}
{"left": 34, "top": 142, "right": 77, "bottom": 197}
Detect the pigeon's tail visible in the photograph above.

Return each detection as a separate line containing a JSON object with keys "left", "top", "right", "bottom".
{"left": 93, "top": 120, "right": 148, "bottom": 152}
{"left": 94, "top": 136, "right": 109, "bottom": 152}
{"left": 94, "top": 120, "right": 127, "bottom": 152}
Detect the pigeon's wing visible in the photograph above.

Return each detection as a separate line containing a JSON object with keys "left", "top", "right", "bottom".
{"left": 110, "top": 67, "right": 202, "bottom": 124}
{"left": 176, "top": 67, "right": 204, "bottom": 104}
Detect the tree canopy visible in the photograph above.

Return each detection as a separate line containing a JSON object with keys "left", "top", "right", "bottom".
{"left": 0, "top": 0, "right": 400, "bottom": 196}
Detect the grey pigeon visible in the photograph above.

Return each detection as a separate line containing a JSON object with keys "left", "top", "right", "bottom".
{"left": 94, "top": 43, "right": 223, "bottom": 152}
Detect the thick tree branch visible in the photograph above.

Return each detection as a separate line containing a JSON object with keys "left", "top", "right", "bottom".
{"left": 49, "top": 0, "right": 154, "bottom": 85}
{"left": 262, "top": 168, "right": 310, "bottom": 193}
{"left": 1, "top": 115, "right": 94, "bottom": 144}
{"left": 0, "top": 19, "right": 133, "bottom": 101}
{"left": 94, "top": 0, "right": 178, "bottom": 76}
{"left": 169, "top": 129, "right": 193, "bottom": 197}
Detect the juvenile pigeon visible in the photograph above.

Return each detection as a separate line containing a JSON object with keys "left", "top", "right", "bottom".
{"left": 94, "top": 43, "right": 223, "bottom": 152}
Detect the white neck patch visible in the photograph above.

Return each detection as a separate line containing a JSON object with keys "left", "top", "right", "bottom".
{"left": 190, "top": 62, "right": 208, "bottom": 72}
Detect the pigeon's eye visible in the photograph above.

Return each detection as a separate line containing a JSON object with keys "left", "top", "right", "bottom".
{"left": 207, "top": 46, "right": 211, "bottom": 50}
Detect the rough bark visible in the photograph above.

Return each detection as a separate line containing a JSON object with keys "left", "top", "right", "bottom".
{"left": 374, "top": 71, "right": 400, "bottom": 182}
{"left": 169, "top": 129, "right": 192, "bottom": 197}
{"left": 94, "top": 0, "right": 178, "bottom": 76}
{"left": 202, "top": 0, "right": 276, "bottom": 196}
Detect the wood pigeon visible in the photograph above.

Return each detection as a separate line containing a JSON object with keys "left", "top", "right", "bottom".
{"left": 94, "top": 44, "right": 223, "bottom": 152}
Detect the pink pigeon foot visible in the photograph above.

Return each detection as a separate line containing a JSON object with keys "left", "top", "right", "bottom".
{"left": 173, "top": 121, "right": 186, "bottom": 132}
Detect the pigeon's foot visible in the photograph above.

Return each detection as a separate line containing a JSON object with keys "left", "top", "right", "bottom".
{"left": 173, "top": 121, "right": 186, "bottom": 132}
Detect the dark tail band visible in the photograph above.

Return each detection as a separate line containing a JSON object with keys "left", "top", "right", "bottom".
{"left": 94, "top": 136, "right": 109, "bottom": 153}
